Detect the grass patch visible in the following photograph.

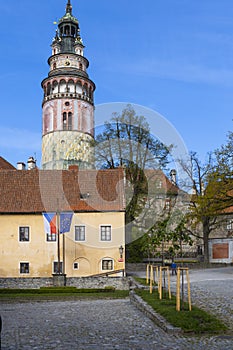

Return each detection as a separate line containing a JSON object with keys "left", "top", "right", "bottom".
{"left": 133, "top": 277, "right": 149, "bottom": 286}
{"left": 0, "top": 287, "right": 129, "bottom": 300}
{"left": 136, "top": 289, "right": 228, "bottom": 334}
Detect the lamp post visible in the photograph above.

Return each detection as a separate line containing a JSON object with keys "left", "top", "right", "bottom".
{"left": 118, "top": 245, "right": 124, "bottom": 276}
{"left": 119, "top": 245, "right": 124, "bottom": 259}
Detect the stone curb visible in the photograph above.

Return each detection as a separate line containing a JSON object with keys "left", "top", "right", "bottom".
{"left": 129, "top": 290, "right": 183, "bottom": 335}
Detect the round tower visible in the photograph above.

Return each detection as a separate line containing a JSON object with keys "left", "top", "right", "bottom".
{"left": 41, "top": 0, "right": 95, "bottom": 170}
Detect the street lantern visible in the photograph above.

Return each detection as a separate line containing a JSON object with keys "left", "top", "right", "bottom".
{"left": 119, "top": 245, "right": 124, "bottom": 259}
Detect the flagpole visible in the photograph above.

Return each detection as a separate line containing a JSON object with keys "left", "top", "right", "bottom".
{"left": 63, "top": 233, "right": 65, "bottom": 276}
{"left": 56, "top": 198, "right": 61, "bottom": 274}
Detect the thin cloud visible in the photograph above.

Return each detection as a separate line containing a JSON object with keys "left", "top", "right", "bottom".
{"left": 105, "top": 59, "right": 233, "bottom": 87}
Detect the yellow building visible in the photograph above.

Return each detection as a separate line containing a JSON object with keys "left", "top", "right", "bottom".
{"left": 0, "top": 3, "right": 126, "bottom": 282}
{"left": 0, "top": 165, "right": 125, "bottom": 278}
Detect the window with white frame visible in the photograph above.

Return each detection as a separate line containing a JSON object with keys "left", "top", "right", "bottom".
{"left": 53, "top": 261, "right": 63, "bottom": 274}
{"left": 46, "top": 233, "right": 56, "bottom": 242}
{"left": 227, "top": 219, "right": 233, "bottom": 230}
{"left": 102, "top": 259, "right": 113, "bottom": 270}
{"left": 20, "top": 262, "right": 29, "bottom": 274}
{"left": 100, "top": 226, "right": 111, "bottom": 241}
{"left": 75, "top": 226, "right": 85, "bottom": 241}
{"left": 19, "top": 227, "right": 30, "bottom": 242}
{"left": 73, "top": 262, "right": 79, "bottom": 270}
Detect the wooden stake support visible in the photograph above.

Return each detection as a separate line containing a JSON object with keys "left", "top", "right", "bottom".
{"left": 176, "top": 267, "right": 192, "bottom": 311}
{"left": 146, "top": 264, "right": 150, "bottom": 284}
{"left": 146, "top": 264, "right": 157, "bottom": 294}
{"left": 158, "top": 266, "right": 171, "bottom": 300}
{"left": 149, "top": 264, "right": 154, "bottom": 293}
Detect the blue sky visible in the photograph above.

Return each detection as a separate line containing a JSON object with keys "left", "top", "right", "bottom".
{"left": 1, "top": 0, "right": 233, "bottom": 167}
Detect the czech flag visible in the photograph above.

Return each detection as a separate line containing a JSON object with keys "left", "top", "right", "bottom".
{"left": 43, "top": 212, "right": 57, "bottom": 234}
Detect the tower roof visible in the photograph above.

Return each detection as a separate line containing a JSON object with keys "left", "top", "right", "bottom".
{"left": 66, "top": 0, "right": 72, "bottom": 14}
{"left": 59, "top": 0, "right": 78, "bottom": 25}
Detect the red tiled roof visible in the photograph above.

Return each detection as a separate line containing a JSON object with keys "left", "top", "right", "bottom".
{"left": 0, "top": 168, "right": 125, "bottom": 213}
{"left": 0, "top": 157, "right": 15, "bottom": 170}
{"left": 144, "top": 169, "right": 180, "bottom": 194}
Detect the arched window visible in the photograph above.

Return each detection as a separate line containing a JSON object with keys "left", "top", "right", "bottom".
{"left": 83, "top": 83, "right": 88, "bottom": 96}
{"left": 102, "top": 259, "right": 113, "bottom": 271}
{"left": 71, "top": 26, "right": 76, "bottom": 37}
{"left": 60, "top": 79, "right": 66, "bottom": 93}
{"left": 47, "top": 83, "right": 51, "bottom": 96}
{"left": 65, "top": 25, "right": 70, "bottom": 36}
{"left": 52, "top": 80, "right": 58, "bottom": 94}
{"left": 68, "top": 112, "right": 72, "bottom": 130}
{"left": 88, "top": 87, "right": 92, "bottom": 98}
{"left": 79, "top": 63, "right": 83, "bottom": 71}
{"left": 68, "top": 79, "right": 75, "bottom": 93}
{"left": 63, "top": 112, "right": 67, "bottom": 130}
{"left": 76, "top": 80, "right": 82, "bottom": 94}
{"left": 53, "top": 63, "right": 57, "bottom": 70}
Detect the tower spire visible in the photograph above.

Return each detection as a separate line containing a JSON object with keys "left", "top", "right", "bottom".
{"left": 41, "top": 0, "right": 96, "bottom": 170}
{"left": 66, "top": 0, "right": 72, "bottom": 14}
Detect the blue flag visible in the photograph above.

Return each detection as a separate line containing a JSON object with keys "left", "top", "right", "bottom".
{"left": 60, "top": 212, "right": 73, "bottom": 234}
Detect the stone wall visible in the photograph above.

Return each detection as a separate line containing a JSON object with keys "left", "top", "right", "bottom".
{"left": 67, "top": 277, "right": 129, "bottom": 290}
{"left": 0, "top": 277, "right": 129, "bottom": 290}
{"left": 0, "top": 278, "right": 53, "bottom": 289}
{"left": 130, "top": 291, "right": 182, "bottom": 334}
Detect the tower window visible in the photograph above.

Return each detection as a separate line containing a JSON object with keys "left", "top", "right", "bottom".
{"left": 65, "top": 25, "right": 70, "bottom": 35}
{"left": 63, "top": 112, "right": 67, "bottom": 130}
{"left": 68, "top": 112, "right": 72, "bottom": 130}
{"left": 71, "top": 26, "right": 76, "bottom": 37}
{"left": 47, "top": 83, "right": 51, "bottom": 96}
{"left": 63, "top": 112, "right": 72, "bottom": 130}
{"left": 65, "top": 101, "right": 70, "bottom": 106}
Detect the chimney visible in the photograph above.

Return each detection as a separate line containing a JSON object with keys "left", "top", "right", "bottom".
{"left": 27, "top": 156, "right": 36, "bottom": 170}
{"left": 69, "top": 165, "right": 79, "bottom": 171}
{"left": 170, "top": 169, "right": 177, "bottom": 185}
{"left": 17, "top": 162, "right": 26, "bottom": 170}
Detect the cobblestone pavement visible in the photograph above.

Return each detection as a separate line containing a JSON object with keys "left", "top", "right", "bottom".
{"left": 164, "top": 267, "right": 233, "bottom": 334}
{"left": 1, "top": 297, "right": 233, "bottom": 350}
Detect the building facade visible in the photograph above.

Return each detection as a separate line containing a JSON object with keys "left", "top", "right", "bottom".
{"left": 0, "top": 2, "right": 127, "bottom": 283}
{"left": 0, "top": 167, "right": 125, "bottom": 278}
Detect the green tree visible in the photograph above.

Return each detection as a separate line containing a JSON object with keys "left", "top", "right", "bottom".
{"left": 142, "top": 211, "right": 193, "bottom": 264}
{"left": 179, "top": 151, "right": 233, "bottom": 262}
{"left": 95, "top": 105, "right": 172, "bottom": 226}
{"left": 215, "top": 131, "right": 233, "bottom": 173}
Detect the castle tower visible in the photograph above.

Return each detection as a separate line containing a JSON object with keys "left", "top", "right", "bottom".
{"left": 41, "top": 1, "right": 95, "bottom": 170}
